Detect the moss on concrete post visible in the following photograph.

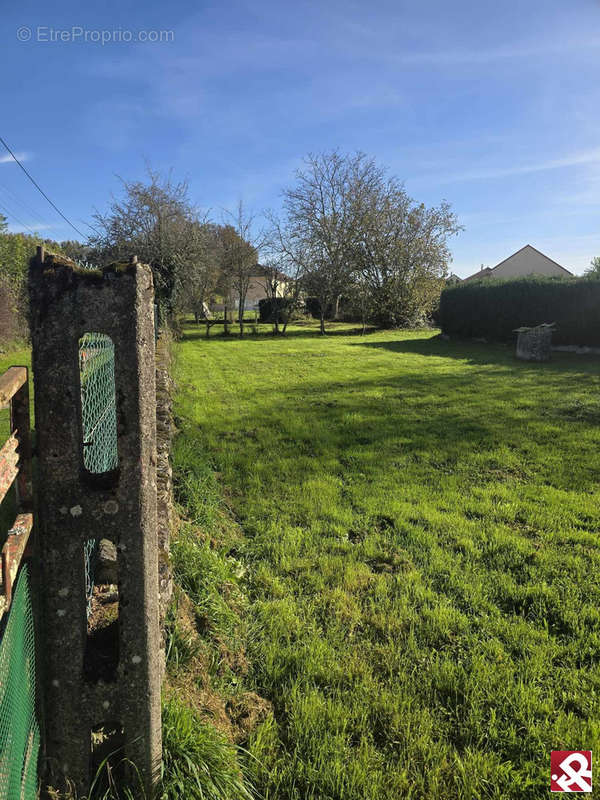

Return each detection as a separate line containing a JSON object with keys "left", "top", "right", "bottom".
{"left": 29, "top": 249, "right": 161, "bottom": 797}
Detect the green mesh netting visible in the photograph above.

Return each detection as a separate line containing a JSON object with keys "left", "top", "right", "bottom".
{"left": 0, "top": 565, "right": 40, "bottom": 799}
{"left": 79, "top": 332, "right": 117, "bottom": 620}
{"left": 79, "top": 332, "right": 118, "bottom": 475}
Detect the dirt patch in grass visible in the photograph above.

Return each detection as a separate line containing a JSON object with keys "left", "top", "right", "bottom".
{"left": 166, "top": 585, "right": 272, "bottom": 745}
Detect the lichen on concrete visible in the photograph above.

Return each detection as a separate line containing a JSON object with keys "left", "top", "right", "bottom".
{"left": 29, "top": 246, "right": 162, "bottom": 797}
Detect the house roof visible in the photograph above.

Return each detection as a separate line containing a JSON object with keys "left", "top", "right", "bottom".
{"left": 462, "top": 267, "right": 493, "bottom": 282}
{"left": 251, "top": 264, "right": 289, "bottom": 282}
{"left": 463, "top": 244, "right": 573, "bottom": 282}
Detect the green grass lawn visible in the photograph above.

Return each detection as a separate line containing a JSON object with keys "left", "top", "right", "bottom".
{"left": 173, "top": 321, "right": 600, "bottom": 799}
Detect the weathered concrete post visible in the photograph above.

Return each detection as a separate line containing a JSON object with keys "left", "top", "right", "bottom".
{"left": 514, "top": 323, "right": 555, "bottom": 362}
{"left": 29, "top": 249, "right": 161, "bottom": 796}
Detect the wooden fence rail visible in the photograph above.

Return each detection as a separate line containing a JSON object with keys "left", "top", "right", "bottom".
{"left": 0, "top": 365, "right": 33, "bottom": 618}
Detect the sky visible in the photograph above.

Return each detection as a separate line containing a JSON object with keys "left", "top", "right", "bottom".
{"left": 0, "top": 0, "right": 599, "bottom": 277}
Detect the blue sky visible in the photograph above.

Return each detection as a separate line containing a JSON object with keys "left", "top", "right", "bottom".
{"left": 1, "top": 0, "right": 599, "bottom": 276}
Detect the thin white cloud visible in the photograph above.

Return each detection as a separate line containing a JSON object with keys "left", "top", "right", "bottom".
{"left": 415, "top": 148, "right": 600, "bottom": 186}
{"left": 0, "top": 152, "right": 30, "bottom": 164}
{"left": 5, "top": 222, "right": 55, "bottom": 232}
{"left": 395, "top": 37, "right": 600, "bottom": 66}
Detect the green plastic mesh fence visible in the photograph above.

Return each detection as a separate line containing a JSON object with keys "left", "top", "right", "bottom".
{"left": 79, "top": 332, "right": 117, "bottom": 619}
{"left": 0, "top": 564, "right": 40, "bottom": 799}
{"left": 79, "top": 332, "right": 118, "bottom": 475}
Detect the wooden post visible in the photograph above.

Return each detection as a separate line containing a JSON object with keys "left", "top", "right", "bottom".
{"left": 224, "top": 305, "right": 230, "bottom": 336}
{"left": 1, "top": 513, "right": 34, "bottom": 608}
{"left": 0, "top": 363, "right": 34, "bottom": 618}
{"left": 11, "top": 369, "right": 33, "bottom": 511}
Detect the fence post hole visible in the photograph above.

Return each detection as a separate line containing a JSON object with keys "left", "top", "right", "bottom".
{"left": 29, "top": 249, "right": 161, "bottom": 797}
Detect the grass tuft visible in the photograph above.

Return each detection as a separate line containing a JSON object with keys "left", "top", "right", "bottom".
{"left": 161, "top": 693, "right": 256, "bottom": 800}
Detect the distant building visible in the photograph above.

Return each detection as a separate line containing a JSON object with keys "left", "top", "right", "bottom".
{"left": 446, "top": 273, "right": 462, "bottom": 285}
{"left": 463, "top": 245, "right": 573, "bottom": 282}
{"left": 242, "top": 267, "right": 288, "bottom": 310}
{"left": 216, "top": 266, "right": 289, "bottom": 313}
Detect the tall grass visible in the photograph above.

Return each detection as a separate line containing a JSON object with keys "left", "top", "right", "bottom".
{"left": 166, "top": 425, "right": 259, "bottom": 799}
{"left": 161, "top": 694, "right": 255, "bottom": 800}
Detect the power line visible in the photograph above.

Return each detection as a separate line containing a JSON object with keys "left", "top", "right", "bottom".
{"left": 0, "top": 180, "right": 52, "bottom": 230}
{"left": 78, "top": 218, "right": 101, "bottom": 236}
{"left": 0, "top": 134, "right": 88, "bottom": 240}
{"left": 0, "top": 200, "right": 39, "bottom": 237}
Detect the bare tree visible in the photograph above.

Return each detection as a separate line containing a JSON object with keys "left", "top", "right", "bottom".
{"left": 346, "top": 274, "right": 376, "bottom": 335}
{"left": 177, "top": 221, "right": 222, "bottom": 322}
{"left": 279, "top": 151, "right": 380, "bottom": 334}
{"left": 262, "top": 212, "right": 311, "bottom": 334}
{"left": 91, "top": 167, "right": 199, "bottom": 322}
{"left": 353, "top": 179, "right": 462, "bottom": 327}
{"left": 221, "top": 201, "right": 263, "bottom": 336}
{"left": 277, "top": 150, "right": 461, "bottom": 331}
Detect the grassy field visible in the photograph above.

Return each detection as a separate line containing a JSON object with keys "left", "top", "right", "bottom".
{"left": 0, "top": 329, "right": 599, "bottom": 798}
{"left": 173, "top": 320, "right": 600, "bottom": 800}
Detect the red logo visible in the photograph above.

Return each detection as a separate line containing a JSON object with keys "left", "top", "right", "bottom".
{"left": 551, "top": 751, "right": 592, "bottom": 793}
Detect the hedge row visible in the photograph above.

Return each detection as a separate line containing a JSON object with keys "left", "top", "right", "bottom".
{"left": 439, "top": 276, "right": 600, "bottom": 345}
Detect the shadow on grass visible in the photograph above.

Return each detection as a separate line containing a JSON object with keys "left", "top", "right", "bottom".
{"left": 353, "top": 336, "right": 600, "bottom": 374}
{"left": 178, "top": 355, "right": 600, "bottom": 497}
{"left": 176, "top": 322, "right": 599, "bottom": 496}
{"left": 179, "top": 323, "right": 381, "bottom": 343}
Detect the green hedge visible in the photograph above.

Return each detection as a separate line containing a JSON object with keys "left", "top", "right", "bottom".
{"left": 258, "top": 297, "right": 292, "bottom": 322}
{"left": 439, "top": 276, "right": 600, "bottom": 345}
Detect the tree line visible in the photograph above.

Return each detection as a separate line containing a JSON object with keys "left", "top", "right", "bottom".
{"left": 262, "top": 151, "right": 462, "bottom": 334}
{"left": 0, "top": 215, "right": 74, "bottom": 343}
{"left": 1, "top": 151, "right": 464, "bottom": 341}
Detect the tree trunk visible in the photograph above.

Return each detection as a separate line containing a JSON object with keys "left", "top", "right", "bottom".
{"left": 334, "top": 294, "right": 341, "bottom": 320}
{"left": 320, "top": 310, "right": 326, "bottom": 335}
{"left": 281, "top": 297, "right": 296, "bottom": 335}
{"left": 238, "top": 298, "right": 244, "bottom": 337}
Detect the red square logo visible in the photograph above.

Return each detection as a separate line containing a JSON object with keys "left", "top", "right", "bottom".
{"left": 551, "top": 751, "right": 592, "bottom": 793}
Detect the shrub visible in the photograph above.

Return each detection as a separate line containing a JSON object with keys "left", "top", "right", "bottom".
{"left": 258, "top": 297, "right": 291, "bottom": 323}
{"left": 439, "top": 276, "right": 600, "bottom": 345}
{"left": 0, "top": 278, "right": 23, "bottom": 345}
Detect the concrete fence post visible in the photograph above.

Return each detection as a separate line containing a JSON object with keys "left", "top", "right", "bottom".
{"left": 29, "top": 248, "right": 161, "bottom": 797}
